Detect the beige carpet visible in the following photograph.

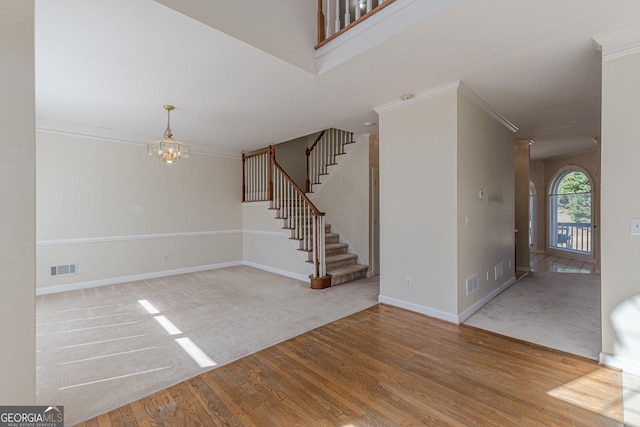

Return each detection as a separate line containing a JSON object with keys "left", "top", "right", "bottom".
{"left": 36, "top": 266, "right": 379, "bottom": 425}
{"left": 464, "top": 271, "right": 601, "bottom": 360}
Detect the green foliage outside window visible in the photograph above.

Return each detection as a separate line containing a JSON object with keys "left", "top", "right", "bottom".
{"left": 557, "top": 171, "right": 591, "bottom": 223}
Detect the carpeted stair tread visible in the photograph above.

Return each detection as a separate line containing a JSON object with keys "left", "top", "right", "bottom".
{"left": 328, "top": 264, "right": 369, "bottom": 286}
{"left": 326, "top": 253, "right": 358, "bottom": 263}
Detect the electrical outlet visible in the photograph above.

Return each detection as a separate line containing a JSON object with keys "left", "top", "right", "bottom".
{"left": 405, "top": 277, "right": 412, "bottom": 288}
{"left": 508, "top": 259, "right": 512, "bottom": 268}
{"left": 486, "top": 271, "right": 489, "bottom": 281}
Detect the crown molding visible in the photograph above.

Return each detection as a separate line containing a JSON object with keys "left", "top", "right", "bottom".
{"left": 35, "top": 118, "right": 241, "bottom": 158}
{"left": 374, "top": 80, "right": 460, "bottom": 114}
{"left": 374, "top": 80, "right": 518, "bottom": 133}
{"left": 592, "top": 25, "right": 640, "bottom": 62}
{"left": 458, "top": 82, "right": 518, "bottom": 133}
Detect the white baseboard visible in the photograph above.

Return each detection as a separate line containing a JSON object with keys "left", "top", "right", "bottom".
{"left": 378, "top": 295, "right": 458, "bottom": 324}
{"left": 37, "top": 260, "right": 311, "bottom": 296}
{"left": 600, "top": 352, "right": 640, "bottom": 376}
{"left": 36, "top": 261, "right": 244, "bottom": 295}
{"left": 458, "top": 276, "right": 517, "bottom": 324}
{"left": 242, "top": 261, "right": 309, "bottom": 283}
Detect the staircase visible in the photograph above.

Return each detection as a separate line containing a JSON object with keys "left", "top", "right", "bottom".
{"left": 305, "top": 129, "right": 369, "bottom": 285}
{"left": 242, "top": 129, "right": 369, "bottom": 288}
{"left": 323, "top": 225, "right": 369, "bottom": 285}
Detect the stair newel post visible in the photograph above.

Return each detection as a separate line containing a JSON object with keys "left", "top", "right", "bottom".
{"left": 242, "top": 153, "right": 246, "bottom": 202}
{"left": 305, "top": 147, "right": 311, "bottom": 193}
{"left": 267, "top": 146, "right": 274, "bottom": 202}
{"left": 317, "top": 0, "right": 325, "bottom": 44}
{"left": 310, "top": 212, "right": 331, "bottom": 290}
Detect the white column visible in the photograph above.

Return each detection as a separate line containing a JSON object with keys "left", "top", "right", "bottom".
{"left": 0, "top": 0, "right": 36, "bottom": 404}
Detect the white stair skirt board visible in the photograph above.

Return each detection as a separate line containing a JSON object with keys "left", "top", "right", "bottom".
{"left": 458, "top": 276, "right": 517, "bottom": 323}
{"left": 36, "top": 261, "right": 243, "bottom": 295}
{"left": 378, "top": 295, "right": 458, "bottom": 324}
{"left": 600, "top": 352, "right": 640, "bottom": 377}
{"left": 306, "top": 136, "right": 361, "bottom": 200}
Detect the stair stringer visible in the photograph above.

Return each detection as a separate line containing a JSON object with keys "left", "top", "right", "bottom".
{"left": 266, "top": 208, "right": 317, "bottom": 272}
{"left": 242, "top": 201, "right": 314, "bottom": 280}
{"left": 306, "top": 136, "right": 361, "bottom": 198}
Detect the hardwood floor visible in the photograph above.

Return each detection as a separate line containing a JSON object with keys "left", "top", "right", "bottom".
{"left": 76, "top": 304, "right": 623, "bottom": 426}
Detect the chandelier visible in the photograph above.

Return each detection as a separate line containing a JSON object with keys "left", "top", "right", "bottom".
{"left": 147, "top": 105, "right": 190, "bottom": 163}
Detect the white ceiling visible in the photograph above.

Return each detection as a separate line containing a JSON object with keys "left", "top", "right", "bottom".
{"left": 35, "top": 0, "right": 640, "bottom": 159}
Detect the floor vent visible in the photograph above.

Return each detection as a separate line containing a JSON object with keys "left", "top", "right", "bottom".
{"left": 50, "top": 263, "right": 78, "bottom": 277}
{"left": 465, "top": 274, "right": 479, "bottom": 296}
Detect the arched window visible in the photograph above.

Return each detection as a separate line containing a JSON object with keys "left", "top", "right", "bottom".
{"left": 548, "top": 167, "right": 592, "bottom": 255}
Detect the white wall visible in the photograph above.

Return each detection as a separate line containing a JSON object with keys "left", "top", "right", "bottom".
{"left": 600, "top": 51, "right": 640, "bottom": 373}
{"left": 456, "top": 91, "right": 515, "bottom": 317}
{"left": 242, "top": 202, "right": 312, "bottom": 280}
{"left": 0, "top": 0, "right": 36, "bottom": 403}
{"left": 36, "top": 131, "right": 243, "bottom": 293}
{"left": 377, "top": 89, "right": 459, "bottom": 320}
{"left": 152, "top": 0, "right": 317, "bottom": 73}
{"left": 313, "top": 134, "right": 371, "bottom": 267}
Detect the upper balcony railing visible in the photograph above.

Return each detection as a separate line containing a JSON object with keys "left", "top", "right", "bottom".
{"left": 551, "top": 221, "right": 592, "bottom": 254}
{"left": 316, "top": 0, "right": 397, "bottom": 48}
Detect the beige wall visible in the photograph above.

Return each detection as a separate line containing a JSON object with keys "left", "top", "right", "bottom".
{"left": 600, "top": 51, "right": 640, "bottom": 370}
{"left": 0, "top": 0, "right": 36, "bottom": 403}
{"left": 313, "top": 134, "right": 371, "bottom": 267}
{"left": 36, "top": 131, "right": 243, "bottom": 292}
{"left": 378, "top": 90, "right": 459, "bottom": 319}
{"left": 456, "top": 91, "right": 515, "bottom": 317}
{"left": 514, "top": 141, "right": 531, "bottom": 270}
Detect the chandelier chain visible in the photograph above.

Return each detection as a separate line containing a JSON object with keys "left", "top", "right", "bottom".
{"left": 164, "top": 108, "right": 173, "bottom": 139}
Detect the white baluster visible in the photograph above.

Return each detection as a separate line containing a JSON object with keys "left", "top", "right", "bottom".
{"left": 367, "top": 0, "right": 372, "bottom": 13}
{"left": 344, "top": 0, "right": 350, "bottom": 27}
{"left": 325, "top": 0, "right": 332, "bottom": 38}
{"left": 355, "top": 0, "right": 361, "bottom": 20}
{"left": 335, "top": 0, "right": 341, "bottom": 33}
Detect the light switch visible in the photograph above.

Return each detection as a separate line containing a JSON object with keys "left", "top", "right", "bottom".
{"left": 631, "top": 218, "right": 640, "bottom": 235}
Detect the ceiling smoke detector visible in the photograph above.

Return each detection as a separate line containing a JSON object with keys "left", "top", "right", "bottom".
{"left": 400, "top": 93, "right": 415, "bottom": 101}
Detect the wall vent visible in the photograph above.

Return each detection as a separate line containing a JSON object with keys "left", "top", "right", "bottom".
{"left": 465, "top": 274, "right": 479, "bottom": 296}
{"left": 495, "top": 262, "right": 504, "bottom": 280}
{"left": 50, "top": 263, "right": 78, "bottom": 277}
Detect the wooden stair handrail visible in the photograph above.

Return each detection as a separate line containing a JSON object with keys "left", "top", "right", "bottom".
{"left": 305, "top": 130, "right": 326, "bottom": 193}
{"left": 271, "top": 150, "right": 324, "bottom": 217}
{"left": 242, "top": 147, "right": 270, "bottom": 160}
